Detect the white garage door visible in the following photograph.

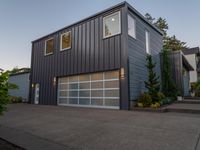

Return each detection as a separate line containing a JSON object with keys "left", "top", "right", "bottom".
{"left": 57, "top": 70, "right": 120, "bottom": 109}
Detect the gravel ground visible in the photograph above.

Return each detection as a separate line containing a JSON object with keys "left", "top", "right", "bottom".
{"left": 0, "top": 138, "right": 25, "bottom": 150}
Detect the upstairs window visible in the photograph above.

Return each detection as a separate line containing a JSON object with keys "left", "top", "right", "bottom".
{"left": 145, "top": 30, "right": 150, "bottom": 54}
{"left": 45, "top": 38, "right": 54, "bottom": 55}
{"left": 128, "top": 14, "right": 136, "bottom": 39}
{"left": 103, "top": 11, "right": 121, "bottom": 38}
{"left": 60, "top": 31, "right": 71, "bottom": 51}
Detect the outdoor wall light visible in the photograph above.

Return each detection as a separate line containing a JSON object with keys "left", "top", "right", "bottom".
{"left": 53, "top": 77, "right": 56, "bottom": 86}
{"left": 120, "top": 67, "right": 125, "bottom": 79}
{"left": 31, "top": 83, "right": 34, "bottom": 88}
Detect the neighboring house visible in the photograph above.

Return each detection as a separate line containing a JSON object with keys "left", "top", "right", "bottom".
{"left": 29, "top": 2, "right": 163, "bottom": 110}
{"left": 161, "top": 51, "right": 193, "bottom": 96}
{"left": 182, "top": 47, "right": 200, "bottom": 84}
{"left": 8, "top": 69, "right": 30, "bottom": 102}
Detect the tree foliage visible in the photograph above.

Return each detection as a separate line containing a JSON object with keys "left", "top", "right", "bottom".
{"left": 144, "top": 55, "right": 160, "bottom": 103}
{"left": 145, "top": 13, "right": 188, "bottom": 51}
{"left": 0, "top": 70, "right": 17, "bottom": 115}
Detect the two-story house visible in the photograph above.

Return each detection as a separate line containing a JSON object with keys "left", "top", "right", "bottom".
{"left": 29, "top": 2, "right": 163, "bottom": 110}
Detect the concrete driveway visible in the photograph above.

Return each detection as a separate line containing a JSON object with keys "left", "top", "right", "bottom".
{"left": 0, "top": 104, "right": 200, "bottom": 150}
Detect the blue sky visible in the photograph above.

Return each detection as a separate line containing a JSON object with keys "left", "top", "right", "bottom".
{"left": 0, "top": 0, "right": 199, "bottom": 70}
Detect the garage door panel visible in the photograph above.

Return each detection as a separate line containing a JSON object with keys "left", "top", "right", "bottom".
{"left": 105, "top": 99, "right": 119, "bottom": 106}
{"left": 59, "top": 98, "right": 68, "bottom": 104}
{"left": 58, "top": 70, "right": 119, "bottom": 109}
{"left": 79, "top": 91, "right": 90, "bottom": 97}
{"left": 105, "top": 90, "right": 119, "bottom": 97}
{"left": 69, "top": 83, "right": 78, "bottom": 89}
{"left": 69, "top": 91, "right": 78, "bottom": 97}
{"left": 91, "top": 90, "right": 103, "bottom": 97}
{"left": 79, "top": 98, "right": 90, "bottom": 105}
{"left": 91, "top": 98, "right": 103, "bottom": 106}
{"left": 105, "top": 80, "right": 119, "bottom": 88}
{"left": 69, "top": 98, "right": 78, "bottom": 104}
{"left": 79, "top": 83, "right": 90, "bottom": 89}
{"left": 59, "top": 91, "right": 68, "bottom": 97}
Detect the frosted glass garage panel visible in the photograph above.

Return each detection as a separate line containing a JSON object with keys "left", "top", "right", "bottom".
{"left": 91, "top": 98, "right": 103, "bottom": 106}
{"left": 57, "top": 70, "right": 120, "bottom": 109}
{"left": 79, "top": 98, "right": 90, "bottom": 105}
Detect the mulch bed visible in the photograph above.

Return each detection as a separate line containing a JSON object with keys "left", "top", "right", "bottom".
{"left": 0, "top": 138, "right": 25, "bottom": 150}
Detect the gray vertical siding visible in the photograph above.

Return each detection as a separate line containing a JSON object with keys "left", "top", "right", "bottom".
{"left": 128, "top": 10, "right": 163, "bottom": 101}
{"left": 9, "top": 73, "right": 30, "bottom": 102}
{"left": 30, "top": 7, "right": 125, "bottom": 106}
{"left": 160, "top": 51, "right": 190, "bottom": 96}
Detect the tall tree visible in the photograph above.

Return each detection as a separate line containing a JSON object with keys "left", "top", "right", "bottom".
{"left": 145, "top": 55, "right": 160, "bottom": 102}
{"left": 144, "top": 13, "right": 188, "bottom": 51}
{"left": 164, "top": 35, "right": 187, "bottom": 51}
{"left": 145, "top": 13, "right": 155, "bottom": 23}
{"left": 154, "top": 17, "right": 168, "bottom": 36}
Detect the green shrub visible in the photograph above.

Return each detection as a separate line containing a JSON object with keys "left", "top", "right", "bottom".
{"left": 10, "top": 96, "right": 22, "bottom": 103}
{"left": 150, "top": 102, "right": 160, "bottom": 109}
{"left": 138, "top": 92, "right": 152, "bottom": 107}
{"left": 160, "top": 97, "right": 172, "bottom": 105}
{"left": 155, "top": 92, "right": 165, "bottom": 102}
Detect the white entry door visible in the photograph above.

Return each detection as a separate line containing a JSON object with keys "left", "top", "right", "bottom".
{"left": 34, "top": 84, "right": 39, "bottom": 104}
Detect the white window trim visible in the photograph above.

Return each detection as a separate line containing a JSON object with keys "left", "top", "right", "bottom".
{"left": 60, "top": 31, "right": 72, "bottom": 51}
{"left": 145, "top": 30, "right": 150, "bottom": 54}
{"left": 103, "top": 11, "right": 121, "bottom": 39}
{"left": 128, "top": 14, "right": 136, "bottom": 39}
{"left": 44, "top": 38, "right": 54, "bottom": 56}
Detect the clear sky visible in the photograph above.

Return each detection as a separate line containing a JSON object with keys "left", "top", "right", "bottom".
{"left": 0, "top": 0, "right": 199, "bottom": 70}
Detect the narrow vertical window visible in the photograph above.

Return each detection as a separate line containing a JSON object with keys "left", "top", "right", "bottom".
{"left": 128, "top": 14, "right": 136, "bottom": 39}
{"left": 45, "top": 38, "right": 54, "bottom": 55}
{"left": 103, "top": 11, "right": 121, "bottom": 38}
{"left": 145, "top": 30, "right": 150, "bottom": 54}
{"left": 60, "top": 31, "right": 71, "bottom": 51}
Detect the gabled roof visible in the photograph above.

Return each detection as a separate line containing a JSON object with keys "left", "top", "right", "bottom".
{"left": 182, "top": 47, "right": 200, "bottom": 55}
{"left": 32, "top": 1, "right": 163, "bottom": 43}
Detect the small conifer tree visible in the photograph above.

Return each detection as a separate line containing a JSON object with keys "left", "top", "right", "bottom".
{"left": 144, "top": 55, "right": 160, "bottom": 102}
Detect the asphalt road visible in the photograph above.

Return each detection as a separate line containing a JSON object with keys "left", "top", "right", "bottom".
{"left": 0, "top": 104, "right": 200, "bottom": 150}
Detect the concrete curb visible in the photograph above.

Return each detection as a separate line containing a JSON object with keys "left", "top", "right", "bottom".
{"left": 0, "top": 126, "right": 74, "bottom": 150}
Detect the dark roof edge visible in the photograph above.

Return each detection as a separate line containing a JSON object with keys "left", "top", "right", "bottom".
{"left": 32, "top": 1, "right": 162, "bottom": 43}
{"left": 126, "top": 3, "right": 163, "bottom": 35}
{"left": 10, "top": 71, "right": 30, "bottom": 76}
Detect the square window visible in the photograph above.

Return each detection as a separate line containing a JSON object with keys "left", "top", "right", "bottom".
{"left": 103, "top": 11, "right": 121, "bottom": 38}
{"left": 45, "top": 38, "right": 54, "bottom": 55}
{"left": 128, "top": 14, "right": 136, "bottom": 39}
{"left": 60, "top": 31, "right": 71, "bottom": 51}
